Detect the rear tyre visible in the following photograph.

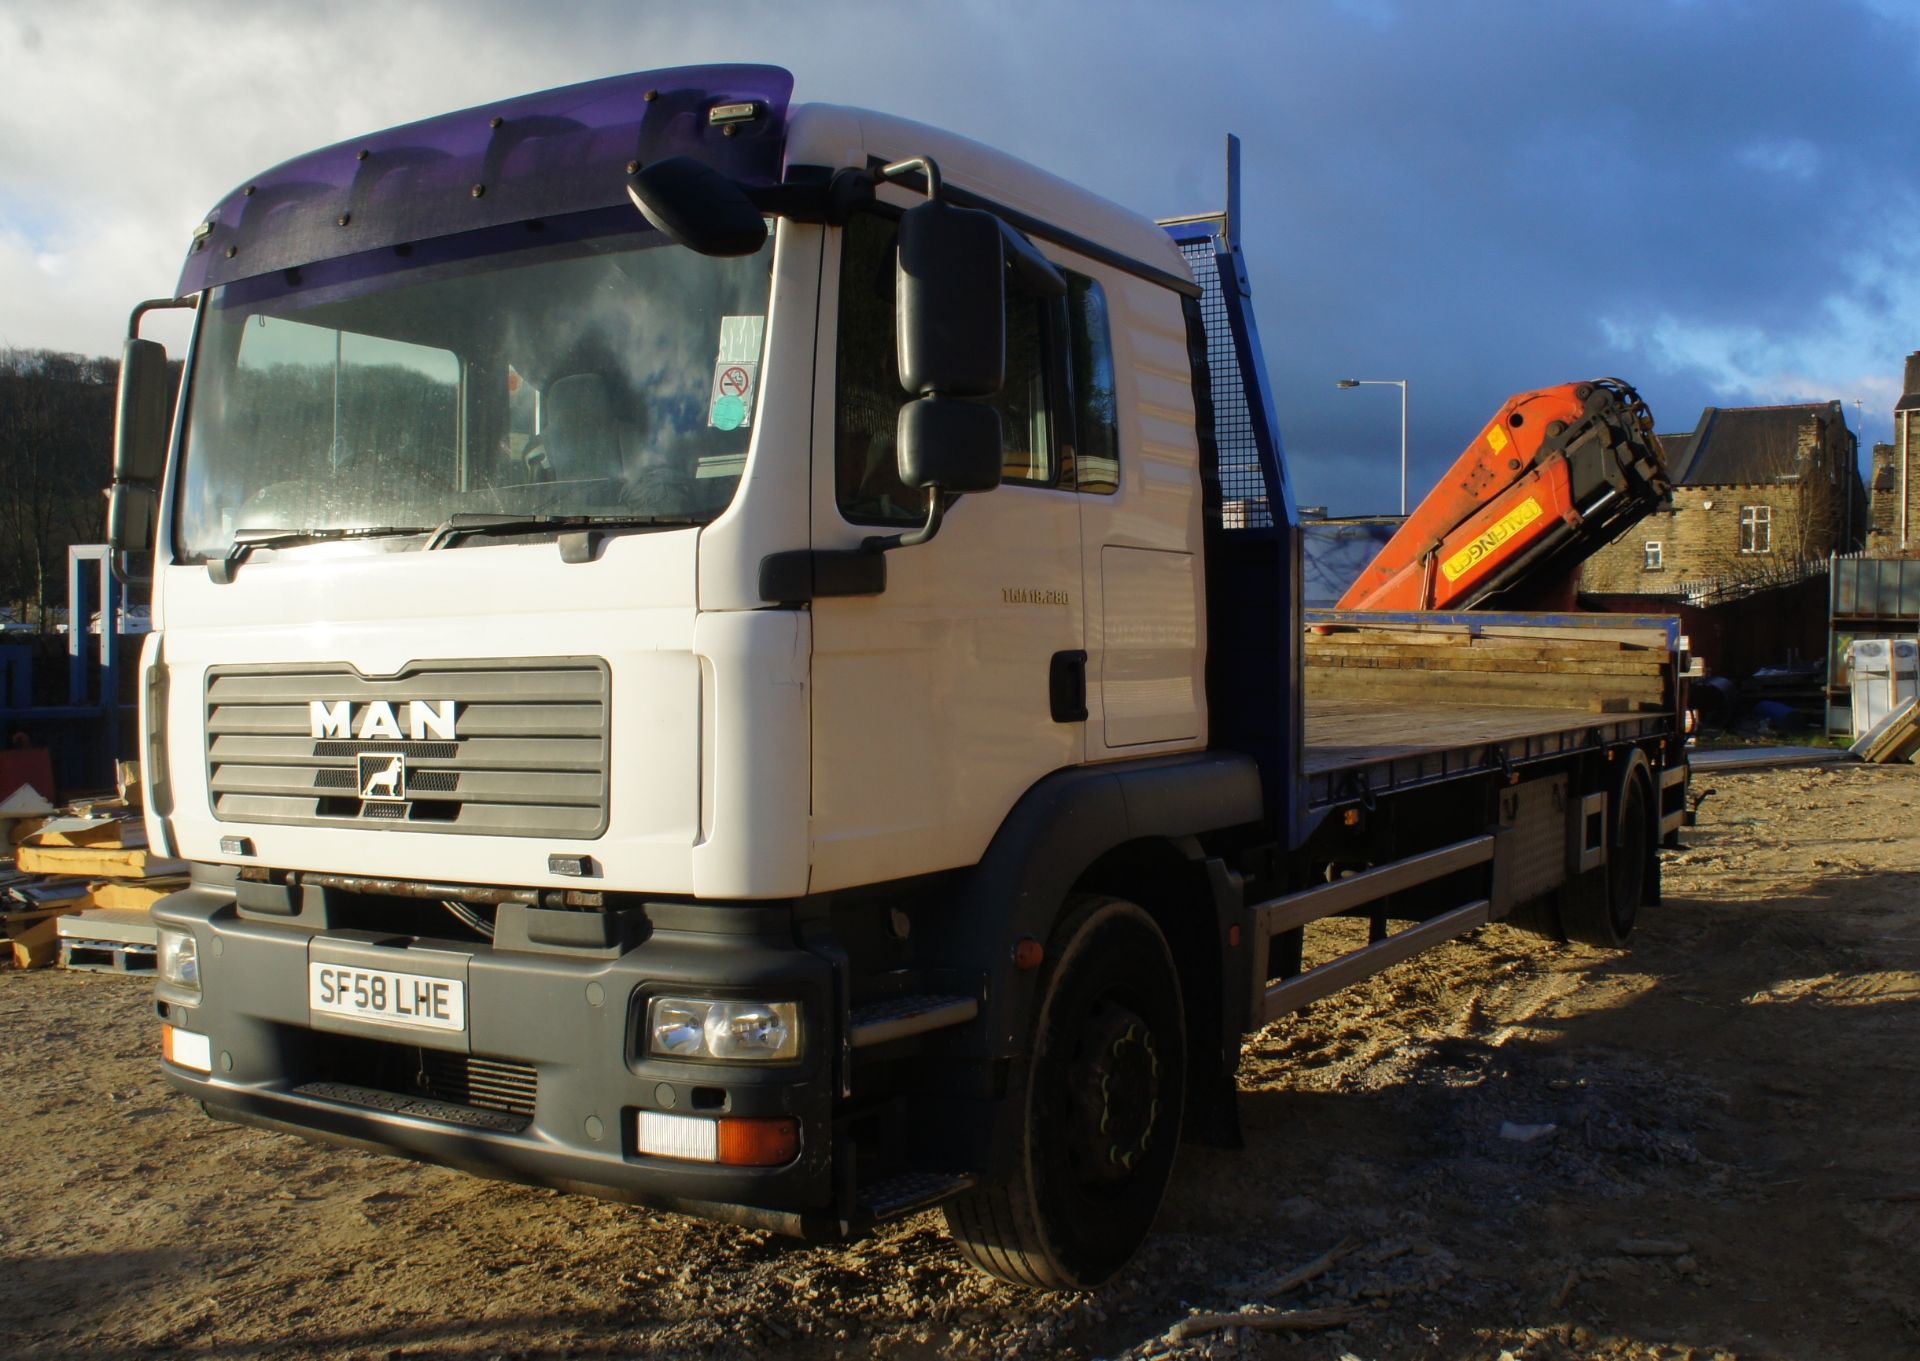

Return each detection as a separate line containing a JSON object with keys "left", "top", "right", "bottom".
{"left": 1561, "top": 775, "right": 1651, "bottom": 948}
{"left": 944, "top": 895, "right": 1186, "bottom": 1290}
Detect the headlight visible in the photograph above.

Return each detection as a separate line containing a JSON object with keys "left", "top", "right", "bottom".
{"left": 157, "top": 927, "right": 199, "bottom": 993}
{"left": 646, "top": 996, "right": 800, "bottom": 1062}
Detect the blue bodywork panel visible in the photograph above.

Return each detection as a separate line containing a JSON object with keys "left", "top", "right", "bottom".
{"left": 179, "top": 66, "right": 793, "bottom": 295}
{"left": 1164, "top": 215, "right": 1307, "bottom": 843}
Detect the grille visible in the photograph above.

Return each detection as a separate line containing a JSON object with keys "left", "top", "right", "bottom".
{"left": 304, "top": 1032, "right": 538, "bottom": 1123}
{"left": 1178, "top": 236, "right": 1272, "bottom": 529}
{"left": 205, "top": 659, "right": 608, "bottom": 838}
{"left": 420, "top": 1050, "right": 539, "bottom": 1117}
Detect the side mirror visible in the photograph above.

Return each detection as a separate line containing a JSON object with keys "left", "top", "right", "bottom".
{"left": 109, "top": 336, "right": 171, "bottom": 576}
{"left": 898, "top": 397, "right": 1002, "bottom": 496}
{"left": 896, "top": 197, "right": 1004, "bottom": 397}
{"left": 865, "top": 198, "right": 1009, "bottom": 555}
{"left": 626, "top": 156, "right": 768, "bottom": 257}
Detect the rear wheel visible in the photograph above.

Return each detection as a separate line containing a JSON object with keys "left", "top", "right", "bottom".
{"left": 944, "top": 895, "right": 1186, "bottom": 1290}
{"left": 1562, "top": 774, "right": 1651, "bottom": 948}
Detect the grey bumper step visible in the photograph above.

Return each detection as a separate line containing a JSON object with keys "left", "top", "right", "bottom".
{"left": 292, "top": 1081, "right": 531, "bottom": 1134}
{"left": 860, "top": 1171, "right": 978, "bottom": 1221}
{"left": 849, "top": 993, "right": 979, "bottom": 1048}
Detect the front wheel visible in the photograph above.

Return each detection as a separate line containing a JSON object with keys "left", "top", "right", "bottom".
{"left": 944, "top": 895, "right": 1187, "bottom": 1290}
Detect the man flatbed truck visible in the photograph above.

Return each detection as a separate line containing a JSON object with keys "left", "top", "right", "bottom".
{"left": 114, "top": 66, "right": 1689, "bottom": 1290}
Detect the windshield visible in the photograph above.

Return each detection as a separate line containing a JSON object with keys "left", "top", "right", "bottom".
{"left": 175, "top": 216, "right": 775, "bottom": 561}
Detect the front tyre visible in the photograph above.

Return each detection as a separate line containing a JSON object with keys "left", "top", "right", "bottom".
{"left": 945, "top": 895, "right": 1186, "bottom": 1290}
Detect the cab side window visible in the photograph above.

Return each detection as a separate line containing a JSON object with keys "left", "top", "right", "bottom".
{"left": 835, "top": 213, "right": 1059, "bottom": 525}
{"left": 1066, "top": 274, "right": 1119, "bottom": 494}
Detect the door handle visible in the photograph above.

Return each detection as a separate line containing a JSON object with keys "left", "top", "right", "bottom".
{"left": 1049, "top": 650, "right": 1088, "bottom": 723}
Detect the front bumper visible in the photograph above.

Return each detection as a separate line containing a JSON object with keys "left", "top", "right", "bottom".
{"left": 153, "top": 888, "right": 839, "bottom": 1236}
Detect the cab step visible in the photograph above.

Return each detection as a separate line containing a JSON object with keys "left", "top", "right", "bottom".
{"left": 849, "top": 993, "right": 979, "bottom": 1049}
{"left": 859, "top": 1170, "right": 978, "bottom": 1221}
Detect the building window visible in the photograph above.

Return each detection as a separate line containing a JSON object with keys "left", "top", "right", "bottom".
{"left": 1643, "top": 540, "right": 1663, "bottom": 571}
{"left": 1740, "top": 504, "right": 1772, "bottom": 553}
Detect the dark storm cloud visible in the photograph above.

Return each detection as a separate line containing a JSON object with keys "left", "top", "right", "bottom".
{"left": 946, "top": 0, "right": 1920, "bottom": 511}
{"left": 795, "top": 0, "right": 1916, "bottom": 511}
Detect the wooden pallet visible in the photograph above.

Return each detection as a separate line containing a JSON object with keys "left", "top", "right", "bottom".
{"left": 59, "top": 939, "right": 157, "bottom": 974}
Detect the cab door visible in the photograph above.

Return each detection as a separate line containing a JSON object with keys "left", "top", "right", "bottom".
{"left": 1060, "top": 266, "right": 1207, "bottom": 759}
{"left": 806, "top": 210, "right": 1084, "bottom": 893}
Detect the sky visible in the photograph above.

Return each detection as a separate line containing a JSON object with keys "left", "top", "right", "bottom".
{"left": 3, "top": 0, "right": 1916, "bottom": 515}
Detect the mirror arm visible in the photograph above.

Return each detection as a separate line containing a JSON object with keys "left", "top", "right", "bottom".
{"left": 877, "top": 156, "right": 943, "bottom": 202}
{"left": 749, "top": 167, "right": 876, "bottom": 225}
{"left": 862, "top": 494, "right": 945, "bottom": 554}
{"left": 127, "top": 295, "right": 195, "bottom": 341}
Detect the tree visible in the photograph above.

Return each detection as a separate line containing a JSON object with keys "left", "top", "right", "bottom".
{"left": 0, "top": 348, "right": 120, "bottom": 627}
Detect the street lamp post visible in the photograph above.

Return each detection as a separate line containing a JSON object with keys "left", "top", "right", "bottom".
{"left": 1337, "top": 378, "right": 1409, "bottom": 516}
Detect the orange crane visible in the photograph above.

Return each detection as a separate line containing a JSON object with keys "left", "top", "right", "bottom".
{"left": 1335, "top": 378, "right": 1670, "bottom": 612}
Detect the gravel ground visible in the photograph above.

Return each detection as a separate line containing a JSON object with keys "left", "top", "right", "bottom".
{"left": 2, "top": 764, "right": 1917, "bottom": 1360}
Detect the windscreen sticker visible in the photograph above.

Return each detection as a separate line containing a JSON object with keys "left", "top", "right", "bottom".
{"left": 709, "top": 316, "right": 766, "bottom": 430}
{"left": 1440, "top": 496, "right": 1543, "bottom": 583}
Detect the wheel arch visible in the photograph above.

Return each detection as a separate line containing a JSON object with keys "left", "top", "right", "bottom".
{"left": 937, "top": 752, "right": 1261, "bottom": 1063}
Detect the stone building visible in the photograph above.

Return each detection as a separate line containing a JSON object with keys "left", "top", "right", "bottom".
{"left": 1581, "top": 399, "right": 1864, "bottom": 596}
{"left": 1865, "top": 351, "right": 1920, "bottom": 555}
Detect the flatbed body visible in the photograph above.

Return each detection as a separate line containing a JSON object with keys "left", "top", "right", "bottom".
{"left": 1297, "top": 608, "right": 1685, "bottom": 815}
{"left": 1303, "top": 697, "right": 1669, "bottom": 789}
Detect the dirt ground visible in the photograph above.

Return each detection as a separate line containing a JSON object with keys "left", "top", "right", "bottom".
{"left": 2, "top": 763, "right": 1917, "bottom": 1361}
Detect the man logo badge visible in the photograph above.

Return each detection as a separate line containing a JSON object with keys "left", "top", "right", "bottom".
{"left": 358, "top": 752, "right": 406, "bottom": 802}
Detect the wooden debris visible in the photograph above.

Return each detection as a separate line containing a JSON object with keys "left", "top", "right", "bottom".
{"left": 0, "top": 785, "right": 169, "bottom": 965}
{"left": 1248, "top": 1233, "right": 1362, "bottom": 1299}
{"left": 1170, "top": 1305, "right": 1362, "bottom": 1341}
{"left": 1850, "top": 696, "right": 1920, "bottom": 764}
{"left": 88, "top": 877, "right": 188, "bottom": 912}
{"left": 8, "top": 914, "right": 65, "bottom": 968}
{"left": 15, "top": 843, "right": 185, "bottom": 880}
{"left": 25, "top": 816, "right": 142, "bottom": 849}
{"left": 117, "top": 759, "right": 144, "bottom": 812}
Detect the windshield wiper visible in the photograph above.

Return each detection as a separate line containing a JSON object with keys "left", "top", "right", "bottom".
{"left": 424, "top": 512, "right": 700, "bottom": 554}
{"left": 210, "top": 525, "right": 433, "bottom": 583}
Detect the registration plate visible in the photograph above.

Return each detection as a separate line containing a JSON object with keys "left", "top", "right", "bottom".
{"left": 309, "top": 961, "right": 466, "bottom": 1034}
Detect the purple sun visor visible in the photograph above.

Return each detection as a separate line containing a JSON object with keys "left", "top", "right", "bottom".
{"left": 177, "top": 65, "right": 794, "bottom": 296}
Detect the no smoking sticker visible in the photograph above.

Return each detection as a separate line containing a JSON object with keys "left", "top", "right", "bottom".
{"left": 708, "top": 315, "right": 765, "bottom": 430}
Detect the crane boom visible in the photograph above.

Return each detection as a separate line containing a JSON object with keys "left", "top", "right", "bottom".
{"left": 1337, "top": 378, "right": 1670, "bottom": 611}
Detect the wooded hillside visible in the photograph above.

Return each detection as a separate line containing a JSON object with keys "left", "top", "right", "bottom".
{"left": 0, "top": 348, "right": 161, "bottom": 627}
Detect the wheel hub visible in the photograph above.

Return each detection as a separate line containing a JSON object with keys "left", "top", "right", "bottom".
{"left": 1067, "top": 1005, "right": 1162, "bottom": 1182}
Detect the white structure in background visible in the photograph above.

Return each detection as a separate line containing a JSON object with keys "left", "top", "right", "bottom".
{"left": 1847, "top": 638, "right": 1920, "bottom": 735}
